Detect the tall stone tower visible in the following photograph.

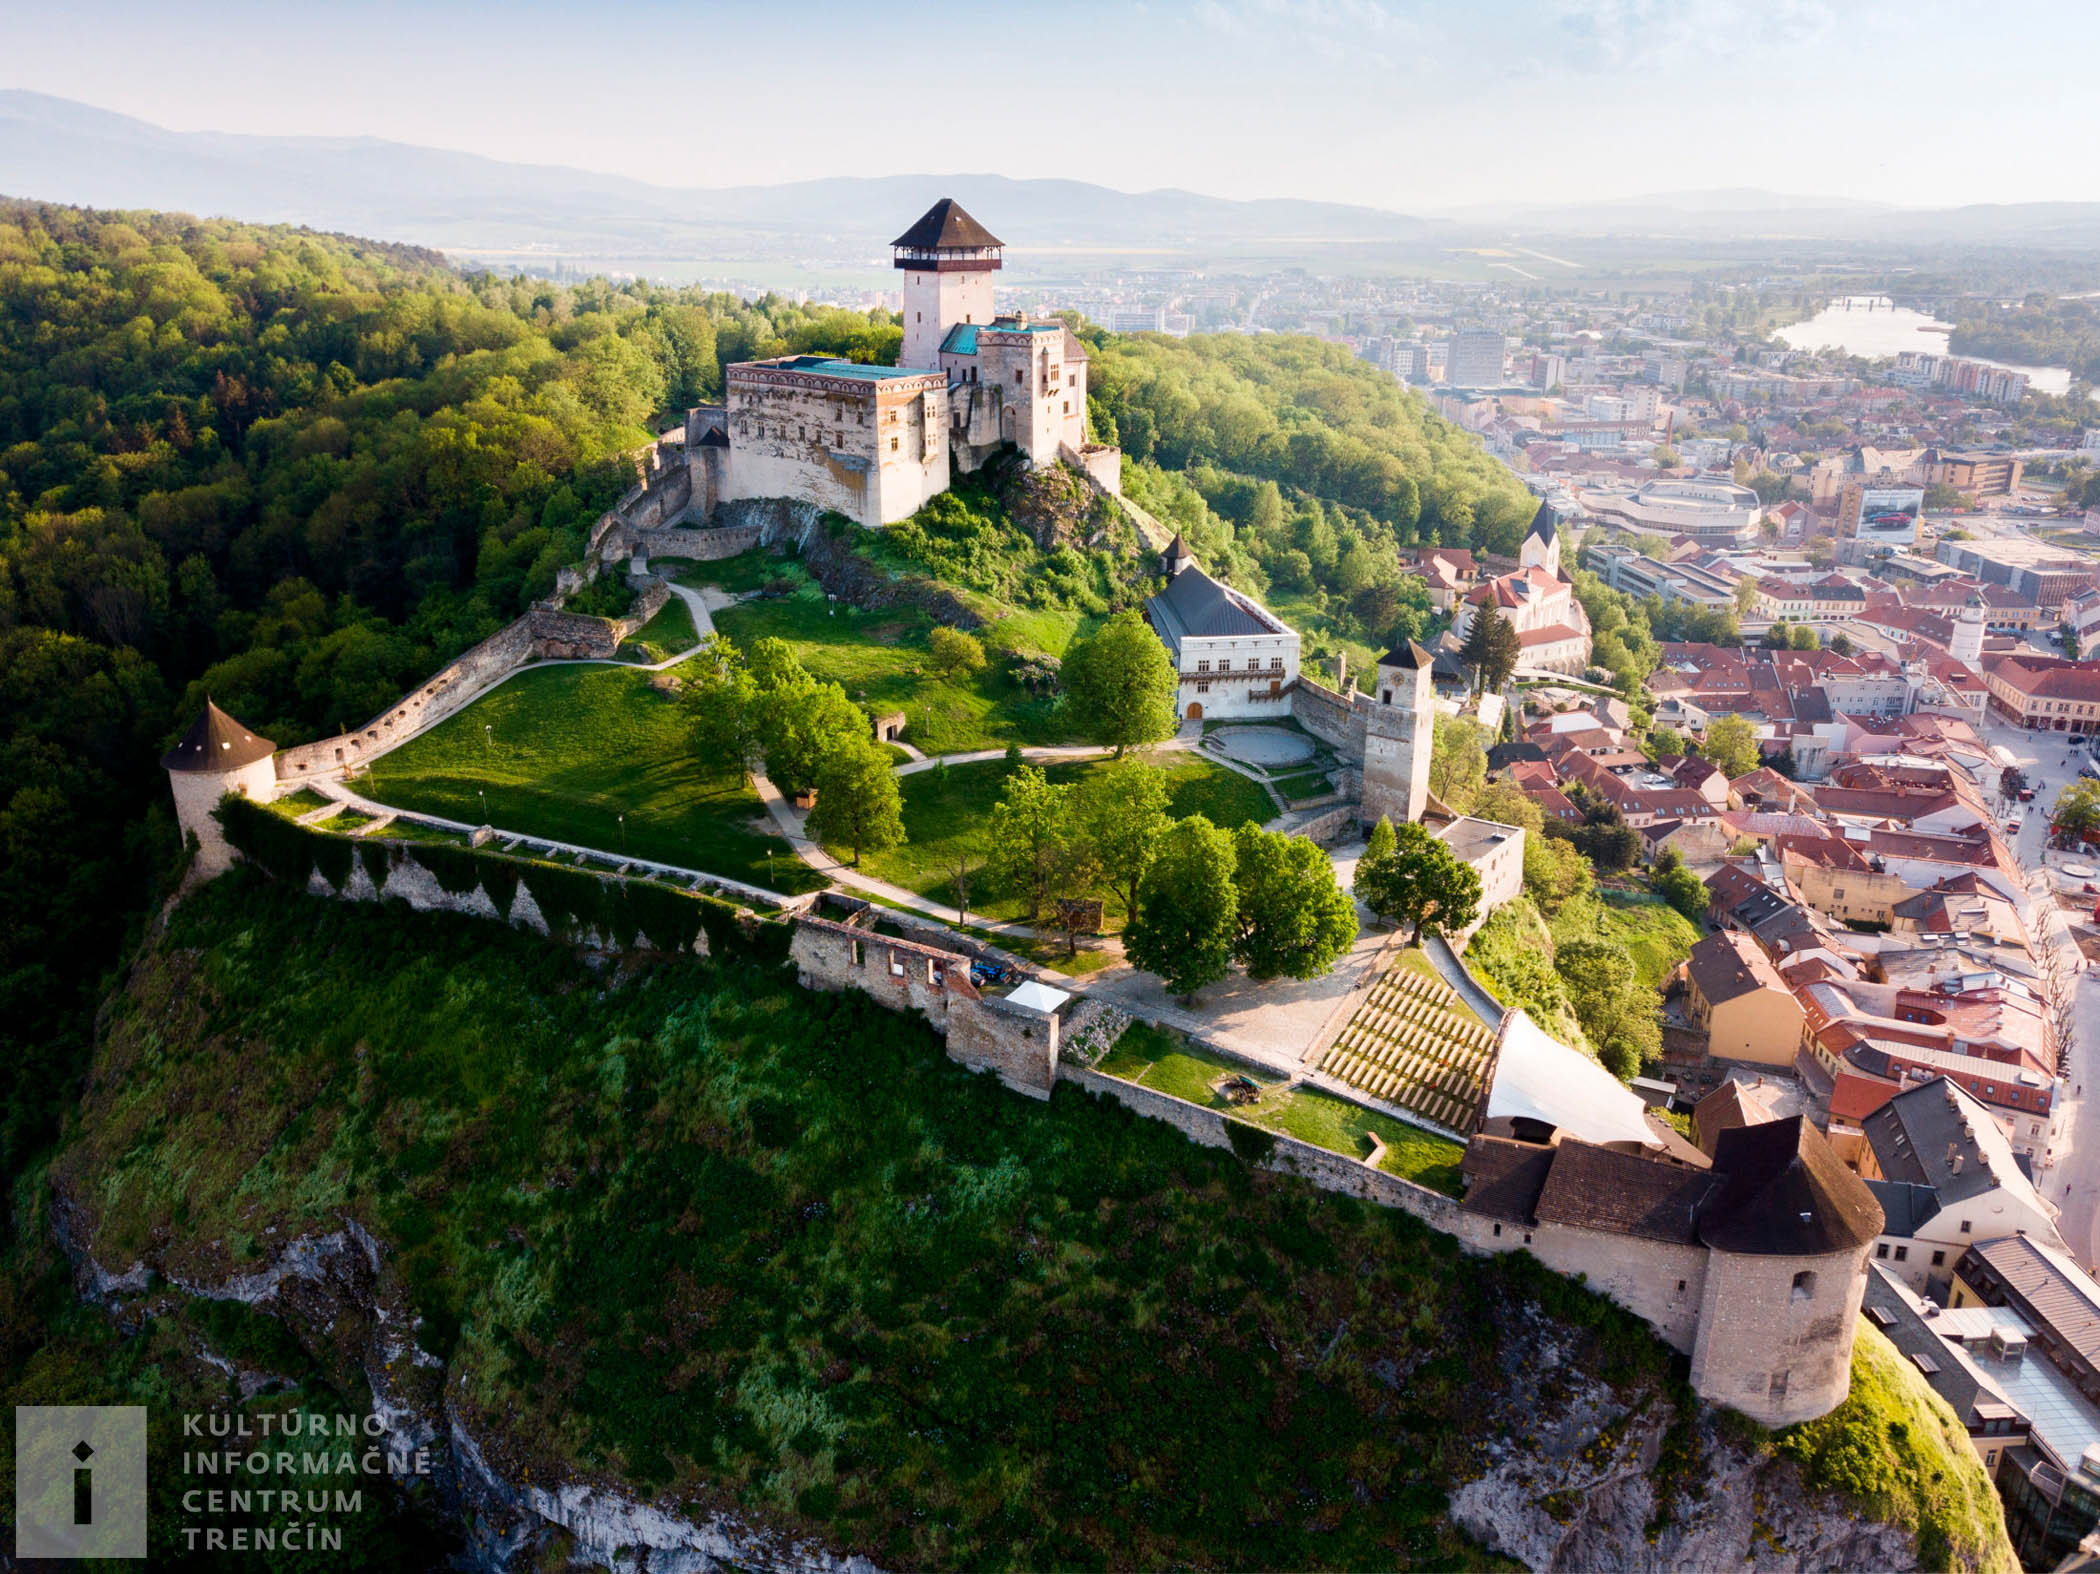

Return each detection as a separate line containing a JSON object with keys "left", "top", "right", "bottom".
{"left": 893, "top": 198, "right": 1003, "bottom": 372}
{"left": 1360, "top": 641, "right": 1436, "bottom": 827}
{"left": 1949, "top": 593, "right": 1987, "bottom": 667}
{"left": 1687, "top": 1117, "right": 1883, "bottom": 1426}
{"left": 162, "top": 699, "right": 278, "bottom": 878}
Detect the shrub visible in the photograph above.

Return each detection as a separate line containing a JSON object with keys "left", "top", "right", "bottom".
{"left": 1226, "top": 1121, "right": 1278, "bottom": 1165}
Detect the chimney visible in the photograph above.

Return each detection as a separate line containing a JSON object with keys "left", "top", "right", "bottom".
{"left": 1951, "top": 1154, "right": 1964, "bottom": 1175}
{"left": 1947, "top": 1141, "right": 1959, "bottom": 1166}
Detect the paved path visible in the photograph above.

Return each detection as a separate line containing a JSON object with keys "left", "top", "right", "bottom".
{"left": 1424, "top": 933, "right": 1505, "bottom": 1026}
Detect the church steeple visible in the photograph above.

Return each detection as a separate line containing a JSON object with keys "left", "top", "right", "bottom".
{"left": 1520, "top": 499, "right": 1562, "bottom": 577}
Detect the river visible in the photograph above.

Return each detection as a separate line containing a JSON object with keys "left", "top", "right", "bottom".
{"left": 1775, "top": 295, "right": 2075, "bottom": 396}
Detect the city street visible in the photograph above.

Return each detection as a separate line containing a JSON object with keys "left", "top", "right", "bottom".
{"left": 1977, "top": 711, "right": 2100, "bottom": 1269}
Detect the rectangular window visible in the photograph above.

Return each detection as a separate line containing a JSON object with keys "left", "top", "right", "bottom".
{"left": 1932, "top": 1250, "right": 1946, "bottom": 1266}
{"left": 1197, "top": 660, "right": 1210, "bottom": 673}
{"left": 889, "top": 952, "right": 906, "bottom": 978}
{"left": 891, "top": 437, "right": 899, "bottom": 452}
{"left": 1270, "top": 657, "right": 1284, "bottom": 670}
{"left": 850, "top": 940, "right": 865, "bottom": 968}
{"left": 1959, "top": 1220, "right": 1972, "bottom": 1234}
{"left": 1196, "top": 681, "right": 1210, "bottom": 694}
{"left": 1894, "top": 1245, "right": 1908, "bottom": 1262}
{"left": 1876, "top": 1243, "right": 1889, "bottom": 1259}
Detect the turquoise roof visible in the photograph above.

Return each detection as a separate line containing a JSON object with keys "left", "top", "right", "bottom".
{"left": 767, "top": 355, "right": 931, "bottom": 381}
{"left": 940, "top": 323, "right": 979, "bottom": 356}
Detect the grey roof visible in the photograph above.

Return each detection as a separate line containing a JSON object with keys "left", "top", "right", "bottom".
{"left": 1961, "top": 1234, "right": 2100, "bottom": 1370}
{"left": 891, "top": 198, "right": 1002, "bottom": 251}
{"left": 1862, "top": 1265, "right": 2010, "bottom": 1430}
{"left": 161, "top": 700, "right": 275, "bottom": 773}
{"left": 1862, "top": 1077, "right": 2012, "bottom": 1208}
{"left": 1526, "top": 499, "right": 1557, "bottom": 542}
{"left": 1378, "top": 640, "right": 1435, "bottom": 670}
{"left": 1864, "top": 1178, "right": 1943, "bottom": 1238}
{"left": 1143, "top": 564, "right": 1277, "bottom": 651}
{"left": 1161, "top": 532, "right": 1193, "bottom": 574}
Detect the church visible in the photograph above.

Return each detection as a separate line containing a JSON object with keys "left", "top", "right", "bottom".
{"left": 1442, "top": 503, "right": 1594, "bottom": 677}
{"left": 683, "top": 199, "right": 1121, "bottom": 529}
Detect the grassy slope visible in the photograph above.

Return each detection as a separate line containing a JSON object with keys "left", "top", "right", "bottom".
{"left": 848, "top": 754, "right": 1276, "bottom": 924}
{"left": 711, "top": 586, "right": 1080, "bottom": 755}
{"left": 359, "top": 662, "right": 821, "bottom": 894}
{"left": 1549, "top": 887, "right": 1702, "bottom": 989}
{"left": 1774, "top": 1325, "right": 2018, "bottom": 1574}
{"left": 1098, "top": 1022, "right": 1466, "bottom": 1195}
{"left": 616, "top": 593, "right": 698, "bottom": 662}
{"left": 60, "top": 873, "right": 1693, "bottom": 1570}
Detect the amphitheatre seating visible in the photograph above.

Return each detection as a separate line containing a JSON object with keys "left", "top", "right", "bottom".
{"left": 1314, "top": 960, "right": 1497, "bottom": 1134}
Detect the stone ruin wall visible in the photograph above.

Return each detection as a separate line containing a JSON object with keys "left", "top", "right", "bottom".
{"left": 1290, "top": 674, "right": 1367, "bottom": 764}
{"left": 790, "top": 915, "right": 1056, "bottom": 1098}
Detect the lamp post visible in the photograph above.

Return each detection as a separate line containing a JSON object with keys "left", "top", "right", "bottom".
{"left": 484, "top": 722, "right": 492, "bottom": 752}
{"left": 619, "top": 813, "right": 627, "bottom": 855}
{"left": 478, "top": 788, "right": 487, "bottom": 825}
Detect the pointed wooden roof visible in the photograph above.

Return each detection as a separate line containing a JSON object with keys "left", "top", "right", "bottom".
{"left": 891, "top": 198, "right": 1003, "bottom": 251}
{"left": 1526, "top": 499, "right": 1558, "bottom": 541}
{"left": 1699, "top": 1116, "right": 1883, "bottom": 1256}
{"left": 1377, "top": 640, "right": 1435, "bottom": 670}
{"left": 161, "top": 699, "right": 275, "bottom": 773}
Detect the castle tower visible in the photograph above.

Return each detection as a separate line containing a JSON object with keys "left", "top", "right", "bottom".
{"left": 1360, "top": 641, "right": 1436, "bottom": 827}
{"left": 893, "top": 198, "right": 1002, "bottom": 372}
{"left": 1949, "top": 593, "right": 1986, "bottom": 667}
{"left": 1519, "top": 499, "right": 1561, "bottom": 578}
{"left": 162, "top": 700, "right": 278, "bottom": 878}
{"left": 1687, "top": 1117, "right": 1883, "bottom": 1426}
{"left": 1161, "top": 532, "right": 1193, "bottom": 579}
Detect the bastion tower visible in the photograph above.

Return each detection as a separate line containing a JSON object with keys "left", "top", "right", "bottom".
{"left": 1360, "top": 641, "right": 1436, "bottom": 827}
{"left": 894, "top": 198, "right": 1003, "bottom": 372}
{"left": 162, "top": 699, "right": 278, "bottom": 878}
{"left": 1688, "top": 1117, "right": 1884, "bottom": 1426}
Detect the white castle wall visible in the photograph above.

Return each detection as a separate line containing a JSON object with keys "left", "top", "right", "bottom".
{"left": 171, "top": 756, "right": 279, "bottom": 878}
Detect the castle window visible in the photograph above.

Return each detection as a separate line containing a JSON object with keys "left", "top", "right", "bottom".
{"left": 850, "top": 940, "right": 865, "bottom": 968}
{"left": 1015, "top": 370, "right": 1025, "bottom": 385}
{"left": 1769, "top": 1370, "right": 1790, "bottom": 1400}
{"left": 1270, "top": 657, "right": 1284, "bottom": 670}
{"left": 891, "top": 438, "right": 899, "bottom": 452}
{"left": 1492, "top": 1223, "right": 1502, "bottom": 1237}
{"left": 1382, "top": 689, "right": 1393, "bottom": 705}
{"left": 889, "top": 952, "right": 906, "bottom": 978}
{"left": 1197, "top": 660, "right": 1209, "bottom": 673}
{"left": 1790, "top": 1270, "right": 1816, "bottom": 1302}
{"left": 1676, "top": 1279, "right": 1687, "bottom": 1294}
{"left": 1196, "top": 681, "right": 1210, "bottom": 695}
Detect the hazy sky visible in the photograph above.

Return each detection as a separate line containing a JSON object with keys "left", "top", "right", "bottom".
{"left": 5, "top": 0, "right": 2096, "bottom": 209}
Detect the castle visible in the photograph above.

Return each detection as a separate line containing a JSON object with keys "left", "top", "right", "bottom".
{"left": 678, "top": 198, "right": 1122, "bottom": 530}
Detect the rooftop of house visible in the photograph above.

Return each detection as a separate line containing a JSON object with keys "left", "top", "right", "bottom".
{"left": 735, "top": 354, "right": 938, "bottom": 383}
{"left": 1687, "top": 930, "right": 1792, "bottom": 1007}
{"left": 1960, "top": 1233, "right": 2100, "bottom": 1376}
{"left": 1144, "top": 564, "right": 1287, "bottom": 648}
{"left": 1863, "top": 1077, "right": 2052, "bottom": 1214}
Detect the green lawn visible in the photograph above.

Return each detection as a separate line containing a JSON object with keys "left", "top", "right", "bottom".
{"left": 844, "top": 753, "right": 1277, "bottom": 925}
{"left": 359, "top": 663, "right": 822, "bottom": 894}
{"left": 614, "top": 593, "right": 697, "bottom": 663}
{"left": 1099, "top": 1022, "right": 1466, "bottom": 1195}
{"left": 673, "top": 547, "right": 809, "bottom": 597}
{"left": 266, "top": 787, "right": 332, "bottom": 819}
{"left": 325, "top": 809, "right": 376, "bottom": 832}
{"left": 369, "top": 819, "right": 471, "bottom": 846}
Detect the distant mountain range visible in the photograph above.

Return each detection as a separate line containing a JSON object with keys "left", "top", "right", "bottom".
{"left": 7, "top": 91, "right": 2100, "bottom": 276}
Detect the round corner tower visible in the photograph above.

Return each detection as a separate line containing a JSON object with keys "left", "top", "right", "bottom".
{"left": 162, "top": 699, "right": 278, "bottom": 878}
{"left": 1360, "top": 641, "right": 1436, "bottom": 827}
{"left": 1949, "top": 594, "right": 1986, "bottom": 668}
{"left": 1688, "top": 1116, "right": 1885, "bottom": 1426}
{"left": 893, "top": 198, "right": 1002, "bottom": 372}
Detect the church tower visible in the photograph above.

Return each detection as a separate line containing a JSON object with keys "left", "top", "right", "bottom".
{"left": 893, "top": 198, "right": 1003, "bottom": 372}
{"left": 1360, "top": 641, "right": 1436, "bottom": 827}
{"left": 1949, "top": 594, "right": 1986, "bottom": 667}
{"left": 1519, "top": 499, "right": 1561, "bottom": 578}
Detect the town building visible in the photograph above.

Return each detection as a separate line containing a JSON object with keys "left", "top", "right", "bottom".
{"left": 1982, "top": 654, "right": 2100, "bottom": 733}
{"left": 1143, "top": 536, "right": 1300, "bottom": 722}
{"left": 1857, "top": 1079, "right": 2064, "bottom": 1298}
{"left": 1445, "top": 328, "right": 1509, "bottom": 388}
{"left": 1681, "top": 931, "right": 1806, "bottom": 1067}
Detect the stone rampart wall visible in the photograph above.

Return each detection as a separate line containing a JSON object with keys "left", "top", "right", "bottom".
{"left": 1291, "top": 676, "right": 1367, "bottom": 763}
{"left": 639, "top": 525, "right": 762, "bottom": 562}
{"left": 1454, "top": 1213, "right": 1710, "bottom": 1353}
{"left": 276, "top": 616, "right": 538, "bottom": 782}
{"left": 1290, "top": 804, "right": 1362, "bottom": 846}
{"left": 789, "top": 915, "right": 1057, "bottom": 1097}
{"left": 1059, "top": 1066, "right": 1461, "bottom": 1232}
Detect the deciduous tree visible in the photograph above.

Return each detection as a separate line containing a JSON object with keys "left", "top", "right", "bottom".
{"left": 1701, "top": 714, "right": 1761, "bottom": 780}
{"left": 1353, "top": 818, "right": 1482, "bottom": 941}
{"left": 1083, "top": 757, "right": 1173, "bottom": 923}
{"left": 1231, "top": 824, "right": 1358, "bottom": 981}
{"left": 986, "top": 765, "right": 1080, "bottom": 922}
{"left": 1125, "top": 815, "right": 1238, "bottom": 1000}
{"left": 806, "top": 736, "right": 905, "bottom": 867}
{"left": 927, "top": 625, "right": 987, "bottom": 680}
{"left": 1428, "top": 714, "right": 1486, "bottom": 812}
{"left": 1062, "top": 610, "right": 1177, "bottom": 755}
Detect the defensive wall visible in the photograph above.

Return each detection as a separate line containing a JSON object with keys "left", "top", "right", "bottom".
{"left": 790, "top": 913, "right": 1057, "bottom": 1099}
{"left": 275, "top": 580, "right": 671, "bottom": 783}
{"left": 1289, "top": 673, "right": 1368, "bottom": 762}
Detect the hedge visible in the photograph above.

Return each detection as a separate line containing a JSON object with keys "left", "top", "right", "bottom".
{"left": 217, "top": 795, "right": 791, "bottom": 961}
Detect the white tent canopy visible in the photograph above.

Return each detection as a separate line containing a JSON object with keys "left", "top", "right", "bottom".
{"left": 1005, "top": 980, "right": 1071, "bottom": 1015}
{"left": 1483, "top": 1009, "right": 1658, "bottom": 1148}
